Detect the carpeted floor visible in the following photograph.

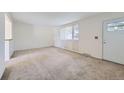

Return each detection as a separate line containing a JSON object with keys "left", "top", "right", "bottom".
{"left": 2, "top": 47, "right": 124, "bottom": 80}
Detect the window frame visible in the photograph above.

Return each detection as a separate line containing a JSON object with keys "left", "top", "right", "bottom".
{"left": 59, "top": 24, "right": 79, "bottom": 41}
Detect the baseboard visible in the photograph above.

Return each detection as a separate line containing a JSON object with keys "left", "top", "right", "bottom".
{"left": 102, "top": 59, "right": 124, "bottom": 66}
{"left": 54, "top": 46, "right": 102, "bottom": 60}
{"left": 15, "top": 46, "right": 54, "bottom": 52}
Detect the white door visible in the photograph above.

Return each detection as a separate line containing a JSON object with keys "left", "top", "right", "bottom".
{"left": 103, "top": 18, "right": 124, "bottom": 64}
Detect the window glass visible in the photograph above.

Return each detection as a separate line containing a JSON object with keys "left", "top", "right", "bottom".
{"left": 107, "top": 21, "right": 124, "bottom": 32}
{"left": 73, "top": 24, "right": 79, "bottom": 40}
{"left": 118, "top": 22, "right": 124, "bottom": 31}
{"left": 60, "top": 28, "right": 65, "bottom": 40}
{"left": 65, "top": 26, "right": 73, "bottom": 40}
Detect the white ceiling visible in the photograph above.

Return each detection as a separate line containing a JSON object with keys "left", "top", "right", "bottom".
{"left": 11, "top": 12, "right": 99, "bottom": 26}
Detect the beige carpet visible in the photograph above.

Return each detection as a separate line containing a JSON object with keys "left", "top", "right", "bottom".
{"left": 2, "top": 47, "right": 124, "bottom": 80}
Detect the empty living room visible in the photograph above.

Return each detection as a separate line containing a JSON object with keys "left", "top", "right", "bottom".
{"left": 0, "top": 12, "right": 124, "bottom": 80}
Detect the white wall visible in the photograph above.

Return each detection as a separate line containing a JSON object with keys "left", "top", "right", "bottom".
{"left": 0, "top": 13, "right": 5, "bottom": 78}
{"left": 55, "top": 13, "right": 124, "bottom": 59}
{"left": 14, "top": 21, "right": 55, "bottom": 50}
{"left": 9, "top": 15, "right": 14, "bottom": 57}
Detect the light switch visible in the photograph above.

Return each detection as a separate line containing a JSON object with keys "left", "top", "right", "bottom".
{"left": 94, "top": 36, "right": 98, "bottom": 39}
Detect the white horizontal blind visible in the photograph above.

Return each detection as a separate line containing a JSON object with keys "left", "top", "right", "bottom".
{"left": 5, "top": 14, "right": 12, "bottom": 40}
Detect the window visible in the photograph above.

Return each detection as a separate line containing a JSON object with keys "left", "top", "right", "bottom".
{"left": 73, "top": 24, "right": 79, "bottom": 40}
{"left": 60, "top": 24, "right": 79, "bottom": 40}
{"left": 64, "top": 26, "right": 73, "bottom": 40}
{"left": 107, "top": 21, "right": 124, "bottom": 32}
{"left": 5, "top": 14, "right": 12, "bottom": 40}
